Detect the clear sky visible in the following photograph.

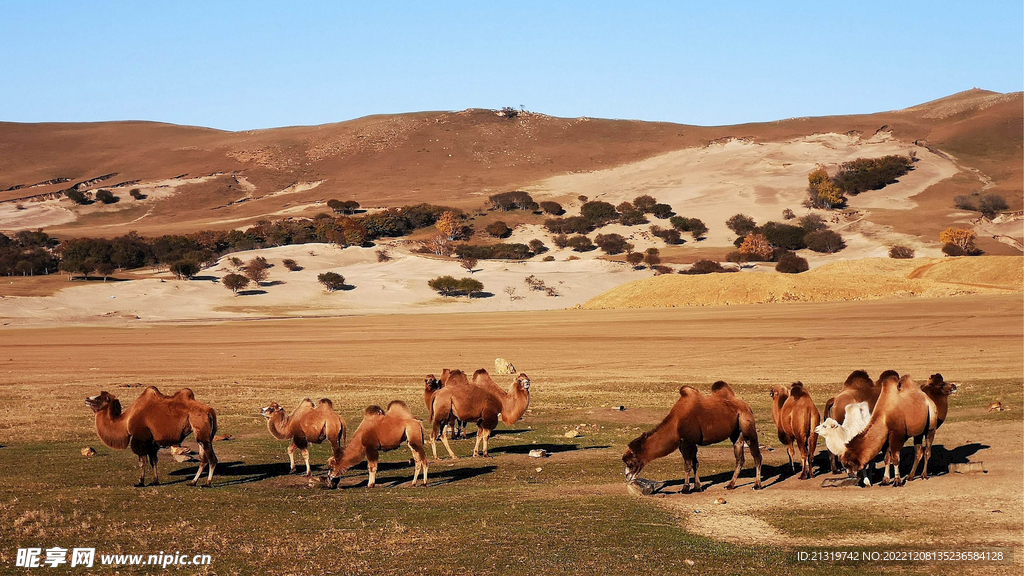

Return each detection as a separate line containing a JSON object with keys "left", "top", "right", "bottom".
{"left": 1, "top": 1, "right": 1021, "bottom": 131}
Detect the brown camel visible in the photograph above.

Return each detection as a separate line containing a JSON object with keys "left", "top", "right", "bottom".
{"left": 921, "top": 373, "right": 956, "bottom": 429}
{"left": 822, "top": 370, "right": 885, "bottom": 473}
{"left": 326, "top": 401, "right": 427, "bottom": 488}
{"left": 769, "top": 382, "right": 821, "bottom": 479}
{"left": 623, "top": 382, "right": 763, "bottom": 492}
{"left": 260, "top": 398, "right": 347, "bottom": 476}
{"left": 834, "top": 373, "right": 938, "bottom": 486}
{"left": 428, "top": 369, "right": 531, "bottom": 460}
{"left": 85, "top": 387, "right": 218, "bottom": 487}
{"left": 424, "top": 370, "right": 465, "bottom": 439}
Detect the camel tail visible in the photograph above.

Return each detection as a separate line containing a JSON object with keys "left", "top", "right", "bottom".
{"left": 823, "top": 397, "right": 835, "bottom": 420}
{"left": 208, "top": 409, "right": 218, "bottom": 438}
{"left": 808, "top": 406, "right": 820, "bottom": 459}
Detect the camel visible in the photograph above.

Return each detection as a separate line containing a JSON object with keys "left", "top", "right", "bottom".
{"left": 769, "top": 382, "right": 820, "bottom": 479}
{"left": 84, "top": 387, "right": 218, "bottom": 487}
{"left": 815, "top": 402, "right": 872, "bottom": 467}
{"left": 921, "top": 373, "right": 956, "bottom": 429}
{"left": 823, "top": 373, "right": 937, "bottom": 486}
{"left": 822, "top": 370, "right": 885, "bottom": 473}
{"left": 424, "top": 370, "right": 465, "bottom": 439}
{"left": 622, "top": 381, "right": 763, "bottom": 492}
{"left": 260, "top": 398, "right": 347, "bottom": 476}
{"left": 326, "top": 401, "right": 428, "bottom": 488}
{"left": 428, "top": 369, "right": 531, "bottom": 460}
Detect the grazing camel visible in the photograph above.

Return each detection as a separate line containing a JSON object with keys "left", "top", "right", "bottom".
{"left": 921, "top": 373, "right": 956, "bottom": 429}
{"left": 260, "top": 398, "right": 347, "bottom": 476}
{"left": 623, "top": 382, "right": 763, "bottom": 492}
{"left": 815, "top": 402, "right": 872, "bottom": 467}
{"left": 822, "top": 370, "right": 886, "bottom": 473}
{"left": 423, "top": 370, "right": 465, "bottom": 439}
{"left": 769, "top": 382, "right": 821, "bottom": 479}
{"left": 825, "top": 373, "right": 937, "bottom": 486}
{"left": 85, "top": 387, "right": 218, "bottom": 487}
{"left": 326, "top": 401, "right": 428, "bottom": 488}
{"left": 428, "top": 369, "right": 531, "bottom": 460}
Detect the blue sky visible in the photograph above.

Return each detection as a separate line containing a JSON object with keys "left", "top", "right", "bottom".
{"left": 1, "top": 2, "right": 1021, "bottom": 130}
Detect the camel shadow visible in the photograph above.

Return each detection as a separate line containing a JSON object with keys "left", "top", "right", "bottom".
{"left": 490, "top": 442, "right": 603, "bottom": 455}
{"left": 899, "top": 442, "right": 989, "bottom": 477}
{"left": 336, "top": 465, "right": 497, "bottom": 489}
{"left": 661, "top": 463, "right": 766, "bottom": 493}
{"left": 237, "top": 289, "right": 268, "bottom": 296}
{"left": 169, "top": 460, "right": 292, "bottom": 486}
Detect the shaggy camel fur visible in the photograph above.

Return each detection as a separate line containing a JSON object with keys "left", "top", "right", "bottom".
{"left": 261, "top": 398, "right": 347, "bottom": 476}
{"left": 424, "top": 370, "right": 465, "bottom": 439}
{"left": 921, "top": 373, "right": 956, "bottom": 429}
{"left": 822, "top": 370, "right": 885, "bottom": 473}
{"left": 815, "top": 402, "right": 872, "bottom": 468}
{"left": 829, "top": 373, "right": 937, "bottom": 486}
{"left": 769, "top": 382, "right": 820, "bottom": 479}
{"left": 85, "top": 387, "right": 218, "bottom": 487}
{"left": 428, "top": 369, "right": 531, "bottom": 460}
{"left": 623, "top": 382, "right": 763, "bottom": 492}
{"left": 326, "top": 401, "right": 427, "bottom": 488}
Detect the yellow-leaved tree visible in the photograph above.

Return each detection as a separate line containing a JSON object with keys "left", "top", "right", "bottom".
{"left": 807, "top": 167, "right": 846, "bottom": 209}
{"left": 940, "top": 227, "right": 977, "bottom": 251}
{"left": 435, "top": 211, "right": 461, "bottom": 240}
{"left": 739, "top": 233, "right": 773, "bottom": 261}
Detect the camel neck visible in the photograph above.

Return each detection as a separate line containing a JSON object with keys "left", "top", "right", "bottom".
{"left": 499, "top": 387, "right": 529, "bottom": 425}
{"left": 95, "top": 403, "right": 131, "bottom": 450}
{"left": 266, "top": 413, "right": 291, "bottom": 440}
{"left": 641, "top": 424, "right": 679, "bottom": 465}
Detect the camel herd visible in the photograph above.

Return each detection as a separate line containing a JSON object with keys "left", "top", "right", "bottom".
{"left": 84, "top": 368, "right": 956, "bottom": 491}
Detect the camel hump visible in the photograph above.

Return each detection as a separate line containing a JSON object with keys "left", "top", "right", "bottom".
{"left": 387, "top": 400, "right": 413, "bottom": 417}
{"left": 843, "top": 370, "right": 873, "bottom": 388}
{"left": 877, "top": 370, "right": 900, "bottom": 385}
{"left": 789, "top": 381, "right": 809, "bottom": 397}
{"left": 140, "top": 386, "right": 162, "bottom": 397}
{"left": 365, "top": 405, "right": 386, "bottom": 417}
{"left": 679, "top": 385, "right": 699, "bottom": 398}
{"left": 710, "top": 381, "right": 735, "bottom": 397}
{"left": 473, "top": 368, "right": 490, "bottom": 380}
{"left": 172, "top": 388, "right": 195, "bottom": 400}
{"left": 446, "top": 369, "right": 470, "bottom": 386}
{"left": 317, "top": 398, "right": 334, "bottom": 409}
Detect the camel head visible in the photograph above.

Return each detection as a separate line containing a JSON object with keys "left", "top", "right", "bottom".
{"left": 424, "top": 374, "right": 443, "bottom": 392}
{"left": 768, "top": 384, "right": 788, "bottom": 400}
{"left": 514, "top": 373, "right": 531, "bottom": 393}
{"left": 259, "top": 402, "right": 284, "bottom": 420}
{"left": 85, "top": 391, "right": 117, "bottom": 413}
{"left": 622, "top": 433, "right": 649, "bottom": 481}
{"left": 927, "top": 373, "right": 957, "bottom": 396}
{"left": 814, "top": 417, "right": 843, "bottom": 439}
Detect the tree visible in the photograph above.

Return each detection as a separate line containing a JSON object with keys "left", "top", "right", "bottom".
{"left": 539, "top": 201, "right": 563, "bottom": 215}
{"left": 632, "top": 195, "right": 657, "bottom": 213}
{"left": 95, "top": 189, "right": 118, "bottom": 204}
{"left": 318, "top": 272, "right": 346, "bottom": 291}
{"left": 806, "top": 167, "right": 847, "bottom": 209}
{"left": 566, "top": 235, "right": 594, "bottom": 252}
{"left": 282, "top": 258, "right": 301, "bottom": 271}
{"left": 580, "top": 201, "right": 618, "bottom": 224}
{"left": 626, "top": 252, "right": 644, "bottom": 268}
{"left": 485, "top": 221, "right": 512, "bottom": 238}
{"left": 528, "top": 238, "right": 546, "bottom": 254}
{"left": 245, "top": 257, "right": 269, "bottom": 285}
{"left": 552, "top": 234, "right": 569, "bottom": 249}
{"left": 650, "top": 203, "right": 674, "bottom": 219}
{"left": 798, "top": 214, "right": 827, "bottom": 232}
{"left": 643, "top": 248, "right": 661, "bottom": 268}
{"left": 460, "top": 257, "right": 478, "bottom": 273}
{"left": 776, "top": 252, "right": 809, "bottom": 274}
{"left": 726, "top": 214, "right": 757, "bottom": 236}
{"left": 435, "top": 210, "right": 462, "bottom": 240}
{"left": 65, "top": 189, "right": 89, "bottom": 204}
{"left": 783, "top": 208, "right": 796, "bottom": 220}
{"left": 428, "top": 275, "right": 460, "bottom": 297}
{"left": 170, "top": 260, "right": 199, "bottom": 280}
{"left": 457, "top": 277, "right": 484, "bottom": 298}
{"left": 805, "top": 229, "right": 846, "bottom": 253}
{"left": 488, "top": 191, "right": 537, "bottom": 211}
{"left": 939, "top": 227, "right": 977, "bottom": 252}
{"left": 129, "top": 188, "right": 146, "bottom": 200}
{"left": 95, "top": 262, "right": 115, "bottom": 281}
{"left": 594, "top": 233, "right": 627, "bottom": 254}
{"left": 222, "top": 273, "right": 250, "bottom": 294}
{"left": 739, "top": 233, "right": 773, "bottom": 261}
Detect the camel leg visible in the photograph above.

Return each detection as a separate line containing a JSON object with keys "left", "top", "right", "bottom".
{"left": 440, "top": 428, "right": 459, "bottom": 460}
{"left": 748, "top": 435, "right": 763, "bottom": 490}
{"left": 726, "top": 437, "right": 746, "bottom": 490}
{"left": 301, "top": 448, "right": 312, "bottom": 477}
{"left": 801, "top": 438, "right": 813, "bottom": 480}
{"left": 367, "top": 460, "right": 377, "bottom": 488}
{"left": 796, "top": 438, "right": 809, "bottom": 480}
{"left": 921, "top": 430, "right": 935, "bottom": 480}
{"left": 478, "top": 428, "right": 492, "bottom": 457}
{"left": 680, "top": 441, "right": 698, "bottom": 493}
{"left": 429, "top": 422, "right": 440, "bottom": 461}
{"left": 188, "top": 444, "right": 206, "bottom": 486}
{"left": 287, "top": 444, "right": 298, "bottom": 474}
{"left": 829, "top": 452, "right": 839, "bottom": 475}
{"left": 786, "top": 442, "right": 796, "bottom": 473}
{"left": 148, "top": 447, "right": 160, "bottom": 486}
{"left": 472, "top": 428, "right": 483, "bottom": 457}
{"left": 908, "top": 436, "right": 924, "bottom": 481}
{"left": 136, "top": 454, "right": 147, "bottom": 488}
{"left": 889, "top": 438, "right": 904, "bottom": 487}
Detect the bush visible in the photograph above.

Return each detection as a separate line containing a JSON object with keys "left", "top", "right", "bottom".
{"left": 375, "top": 248, "right": 392, "bottom": 262}
{"left": 566, "top": 235, "right": 594, "bottom": 252}
{"left": 650, "top": 226, "right": 683, "bottom": 245}
{"left": 545, "top": 216, "right": 594, "bottom": 235}
{"left": 542, "top": 255, "right": 555, "bottom": 262}
{"left": 941, "top": 243, "right": 967, "bottom": 257}
{"left": 725, "top": 250, "right": 745, "bottom": 263}
{"left": 643, "top": 248, "right": 661, "bottom": 267}
{"left": 955, "top": 192, "right": 1008, "bottom": 219}
{"left": 65, "top": 189, "right": 89, "bottom": 204}
{"left": 832, "top": 155, "right": 913, "bottom": 195}
{"left": 652, "top": 265, "right": 673, "bottom": 275}
{"left": 632, "top": 195, "right": 657, "bottom": 213}
{"left": 457, "top": 277, "right": 484, "bottom": 298}
{"left": 626, "top": 252, "right": 644, "bottom": 268}
{"left": 222, "top": 273, "right": 250, "bottom": 294}
{"left": 783, "top": 208, "right": 796, "bottom": 220}
{"left": 618, "top": 210, "right": 648, "bottom": 226}
{"left": 528, "top": 239, "right": 547, "bottom": 254}
{"left": 129, "top": 188, "right": 146, "bottom": 200}
{"left": 776, "top": 252, "right": 809, "bottom": 274}
{"left": 681, "top": 259, "right": 736, "bottom": 275}
{"left": 428, "top": 275, "right": 460, "bottom": 296}
{"left": 327, "top": 199, "right": 361, "bottom": 214}
{"left": 762, "top": 222, "right": 807, "bottom": 250}
{"left": 595, "top": 233, "right": 627, "bottom": 254}
{"left": 888, "top": 245, "right": 915, "bottom": 259}
{"left": 804, "top": 229, "right": 846, "bottom": 253}
{"left": 616, "top": 202, "right": 634, "bottom": 213}
{"left": 552, "top": 234, "right": 569, "bottom": 249}
{"left": 538, "top": 201, "right": 563, "bottom": 215}
{"left": 489, "top": 191, "right": 537, "bottom": 211}
{"left": 580, "top": 201, "right": 618, "bottom": 225}
{"left": 460, "top": 257, "right": 478, "bottom": 273}
{"left": 454, "top": 243, "right": 532, "bottom": 260}
{"left": 485, "top": 221, "right": 512, "bottom": 238}
{"left": 726, "top": 214, "right": 757, "bottom": 236}
{"left": 228, "top": 256, "right": 243, "bottom": 268}
{"left": 650, "top": 203, "right": 674, "bottom": 219}
{"left": 738, "top": 233, "right": 773, "bottom": 261}
{"left": 318, "top": 272, "right": 347, "bottom": 291}
{"left": 93, "top": 189, "right": 118, "bottom": 204}
{"left": 282, "top": 258, "right": 301, "bottom": 271}
{"left": 170, "top": 260, "right": 199, "bottom": 280}
{"left": 670, "top": 216, "right": 708, "bottom": 239}
{"left": 806, "top": 167, "right": 847, "bottom": 209}
{"left": 798, "top": 213, "right": 828, "bottom": 232}
{"left": 939, "top": 227, "right": 978, "bottom": 252}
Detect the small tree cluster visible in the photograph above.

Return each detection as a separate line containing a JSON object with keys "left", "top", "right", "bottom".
{"left": 804, "top": 229, "right": 846, "bottom": 253}
{"left": 485, "top": 221, "right": 512, "bottom": 238}
{"left": 539, "top": 201, "right": 564, "bottom": 215}
{"left": 940, "top": 227, "right": 979, "bottom": 255}
{"left": 888, "top": 245, "right": 915, "bottom": 259}
{"left": 545, "top": 216, "right": 594, "bottom": 235}
{"left": 738, "top": 233, "right": 773, "bottom": 261}
{"left": 594, "top": 233, "right": 628, "bottom": 254}
{"left": 488, "top": 191, "right": 537, "bottom": 212}
{"left": 650, "top": 225, "right": 683, "bottom": 245}
{"left": 435, "top": 210, "right": 463, "bottom": 240}
{"left": 327, "top": 199, "right": 361, "bottom": 214}
{"left": 832, "top": 155, "right": 914, "bottom": 195}
{"left": 566, "top": 235, "right": 594, "bottom": 252}
{"left": 776, "top": 252, "right": 809, "bottom": 274}
{"left": 680, "top": 259, "right": 735, "bottom": 275}
{"left": 726, "top": 214, "right": 757, "bottom": 236}
{"left": 429, "top": 275, "right": 484, "bottom": 298}
{"left": 524, "top": 275, "right": 558, "bottom": 297}
{"left": 954, "top": 192, "right": 1008, "bottom": 219}
{"left": 170, "top": 260, "right": 199, "bottom": 280}
{"left": 318, "top": 271, "right": 347, "bottom": 291}
{"left": 65, "top": 189, "right": 89, "bottom": 204}
{"left": 94, "top": 189, "right": 119, "bottom": 204}
{"left": 580, "top": 201, "right": 619, "bottom": 225}
{"left": 805, "top": 167, "right": 846, "bottom": 209}
{"left": 669, "top": 216, "right": 708, "bottom": 239}
{"left": 282, "top": 258, "right": 301, "bottom": 271}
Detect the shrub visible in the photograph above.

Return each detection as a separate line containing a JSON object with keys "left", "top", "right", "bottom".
{"left": 528, "top": 239, "right": 547, "bottom": 254}
{"left": 616, "top": 202, "right": 634, "bottom": 213}
{"left": 454, "top": 243, "right": 532, "bottom": 260}
{"left": 776, "top": 252, "right": 809, "bottom": 274}
{"left": 725, "top": 250, "right": 745, "bottom": 263}
{"left": 319, "top": 272, "right": 347, "bottom": 291}
{"left": 798, "top": 213, "right": 828, "bottom": 232}
{"left": 632, "top": 195, "right": 657, "bottom": 213}
{"left": 762, "top": 222, "right": 807, "bottom": 250}
{"left": 539, "top": 201, "right": 564, "bottom": 215}
{"left": 618, "top": 210, "right": 648, "bottom": 226}
{"left": 282, "top": 258, "right": 301, "bottom": 271}
{"left": 726, "top": 214, "right": 757, "bottom": 236}
{"left": 542, "top": 255, "right": 555, "bottom": 261}
{"left": 805, "top": 229, "right": 846, "bottom": 253}
{"left": 375, "top": 248, "right": 392, "bottom": 262}
{"left": 888, "top": 245, "right": 915, "bottom": 259}
{"left": 681, "top": 259, "right": 735, "bottom": 275}
{"left": 806, "top": 167, "right": 846, "bottom": 209}
{"left": 626, "top": 252, "right": 644, "bottom": 268}
{"left": 129, "top": 188, "right": 146, "bottom": 200}
{"left": 545, "top": 216, "right": 594, "bottom": 235}
{"left": 955, "top": 192, "right": 1008, "bottom": 219}
{"left": 488, "top": 191, "right": 537, "bottom": 211}
{"left": 245, "top": 257, "right": 269, "bottom": 285}
{"left": 65, "top": 189, "right": 89, "bottom": 204}
{"left": 552, "top": 234, "right": 569, "bottom": 249}
{"left": 577, "top": 195, "right": 588, "bottom": 203}
{"left": 738, "top": 233, "right": 773, "bottom": 261}
{"left": 457, "top": 277, "right": 484, "bottom": 298}
{"left": 650, "top": 203, "right": 674, "bottom": 219}
{"left": 643, "top": 248, "right": 661, "bottom": 267}
{"left": 566, "top": 235, "right": 594, "bottom": 252}
{"left": 228, "top": 256, "right": 244, "bottom": 268}
{"left": 460, "top": 257, "right": 478, "bottom": 273}
{"left": 783, "top": 208, "right": 796, "bottom": 220}
{"left": 670, "top": 216, "right": 708, "bottom": 239}
{"left": 941, "top": 243, "right": 967, "bottom": 257}
{"left": 222, "top": 273, "right": 250, "bottom": 294}
{"left": 485, "top": 221, "right": 512, "bottom": 238}
{"left": 327, "top": 199, "right": 361, "bottom": 214}
{"left": 580, "top": 201, "right": 618, "bottom": 225}
{"left": 93, "top": 189, "right": 118, "bottom": 204}
{"left": 652, "top": 265, "right": 673, "bottom": 275}
{"left": 170, "top": 260, "right": 199, "bottom": 280}
{"left": 650, "top": 226, "right": 683, "bottom": 245}
{"left": 832, "top": 155, "right": 913, "bottom": 195}
{"left": 595, "top": 233, "right": 627, "bottom": 254}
